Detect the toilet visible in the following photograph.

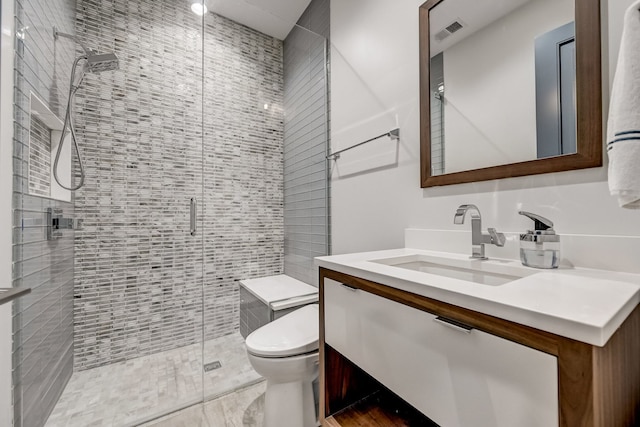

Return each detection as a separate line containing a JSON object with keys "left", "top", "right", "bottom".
{"left": 245, "top": 304, "right": 319, "bottom": 427}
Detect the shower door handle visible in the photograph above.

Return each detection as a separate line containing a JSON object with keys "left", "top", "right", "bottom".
{"left": 190, "top": 198, "right": 197, "bottom": 236}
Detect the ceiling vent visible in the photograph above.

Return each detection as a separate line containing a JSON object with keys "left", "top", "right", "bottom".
{"left": 435, "top": 20, "right": 465, "bottom": 42}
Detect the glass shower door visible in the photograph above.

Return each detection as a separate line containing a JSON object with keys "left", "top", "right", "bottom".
{"left": 11, "top": 1, "right": 207, "bottom": 426}
{"left": 68, "top": 1, "right": 207, "bottom": 424}
{"left": 200, "top": 1, "right": 330, "bottom": 406}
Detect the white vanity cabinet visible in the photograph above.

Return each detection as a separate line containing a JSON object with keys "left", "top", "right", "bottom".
{"left": 324, "top": 277, "right": 558, "bottom": 427}
{"left": 319, "top": 268, "right": 640, "bottom": 427}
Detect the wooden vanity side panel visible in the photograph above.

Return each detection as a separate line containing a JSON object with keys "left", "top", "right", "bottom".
{"left": 592, "top": 305, "right": 640, "bottom": 427}
{"left": 319, "top": 268, "right": 326, "bottom": 423}
{"left": 557, "top": 339, "right": 594, "bottom": 426}
{"left": 322, "top": 345, "right": 380, "bottom": 417}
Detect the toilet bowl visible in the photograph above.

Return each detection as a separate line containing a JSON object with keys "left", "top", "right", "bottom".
{"left": 245, "top": 304, "right": 319, "bottom": 427}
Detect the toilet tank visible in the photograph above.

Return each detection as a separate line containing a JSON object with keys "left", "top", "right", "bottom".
{"left": 239, "top": 274, "right": 318, "bottom": 338}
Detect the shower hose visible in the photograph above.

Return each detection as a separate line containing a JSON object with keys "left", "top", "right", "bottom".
{"left": 53, "top": 55, "right": 88, "bottom": 191}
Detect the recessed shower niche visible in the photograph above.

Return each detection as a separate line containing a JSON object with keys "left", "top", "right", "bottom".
{"left": 28, "top": 92, "right": 71, "bottom": 202}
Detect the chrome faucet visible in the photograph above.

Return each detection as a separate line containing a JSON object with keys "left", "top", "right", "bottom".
{"left": 453, "top": 204, "right": 506, "bottom": 260}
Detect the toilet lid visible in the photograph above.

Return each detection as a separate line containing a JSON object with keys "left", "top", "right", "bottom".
{"left": 246, "top": 304, "right": 319, "bottom": 357}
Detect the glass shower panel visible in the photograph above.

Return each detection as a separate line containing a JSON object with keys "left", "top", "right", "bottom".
{"left": 11, "top": 2, "right": 77, "bottom": 427}
{"left": 11, "top": 1, "right": 206, "bottom": 426}
{"left": 281, "top": 22, "right": 331, "bottom": 286}
{"left": 199, "top": 7, "right": 283, "bottom": 401}
{"left": 201, "top": 2, "right": 329, "bottom": 404}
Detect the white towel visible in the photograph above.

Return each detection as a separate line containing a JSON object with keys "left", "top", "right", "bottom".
{"left": 607, "top": 0, "right": 640, "bottom": 209}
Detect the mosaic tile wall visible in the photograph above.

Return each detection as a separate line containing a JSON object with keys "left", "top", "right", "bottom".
{"left": 73, "top": 0, "right": 284, "bottom": 370}
{"left": 283, "top": 0, "right": 330, "bottom": 286}
{"left": 201, "top": 12, "right": 284, "bottom": 342}
{"left": 12, "top": 0, "right": 77, "bottom": 425}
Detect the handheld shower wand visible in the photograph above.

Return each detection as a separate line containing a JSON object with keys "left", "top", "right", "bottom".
{"left": 52, "top": 27, "right": 119, "bottom": 191}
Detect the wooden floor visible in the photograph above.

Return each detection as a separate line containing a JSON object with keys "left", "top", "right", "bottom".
{"left": 325, "top": 390, "right": 438, "bottom": 427}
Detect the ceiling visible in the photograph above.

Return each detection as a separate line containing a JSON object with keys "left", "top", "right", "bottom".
{"left": 429, "top": 0, "right": 531, "bottom": 56}
{"left": 206, "top": 0, "right": 313, "bottom": 40}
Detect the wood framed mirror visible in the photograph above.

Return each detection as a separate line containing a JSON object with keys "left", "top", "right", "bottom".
{"left": 419, "top": 0, "right": 602, "bottom": 187}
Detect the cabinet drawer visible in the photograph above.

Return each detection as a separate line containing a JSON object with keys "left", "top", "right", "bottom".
{"left": 324, "top": 278, "right": 558, "bottom": 427}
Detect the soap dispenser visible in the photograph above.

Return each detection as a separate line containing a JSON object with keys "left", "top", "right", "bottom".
{"left": 518, "top": 211, "right": 560, "bottom": 269}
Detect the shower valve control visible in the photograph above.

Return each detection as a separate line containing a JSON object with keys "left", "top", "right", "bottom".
{"left": 46, "top": 208, "right": 81, "bottom": 240}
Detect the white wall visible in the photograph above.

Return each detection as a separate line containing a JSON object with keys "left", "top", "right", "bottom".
{"left": 443, "top": 0, "right": 573, "bottom": 173}
{"left": 330, "top": 0, "right": 640, "bottom": 259}
{"left": 1, "top": 0, "right": 15, "bottom": 424}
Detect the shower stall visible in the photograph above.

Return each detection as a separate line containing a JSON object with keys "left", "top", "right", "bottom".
{"left": 10, "top": 0, "right": 330, "bottom": 425}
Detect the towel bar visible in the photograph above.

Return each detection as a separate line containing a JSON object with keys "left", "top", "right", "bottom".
{"left": 327, "top": 128, "right": 400, "bottom": 160}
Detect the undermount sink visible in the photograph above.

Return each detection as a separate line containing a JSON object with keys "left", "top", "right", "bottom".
{"left": 370, "top": 254, "right": 528, "bottom": 286}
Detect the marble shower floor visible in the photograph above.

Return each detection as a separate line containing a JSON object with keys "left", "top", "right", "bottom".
{"left": 140, "top": 381, "right": 266, "bottom": 427}
{"left": 45, "top": 332, "right": 262, "bottom": 427}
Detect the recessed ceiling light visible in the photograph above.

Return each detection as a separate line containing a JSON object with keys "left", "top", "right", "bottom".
{"left": 191, "top": 2, "right": 208, "bottom": 16}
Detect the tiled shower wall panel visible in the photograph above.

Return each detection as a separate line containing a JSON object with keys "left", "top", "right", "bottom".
{"left": 73, "top": 0, "right": 284, "bottom": 369}
{"left": 202, "top": 13, "right": 284, "bottom": 340}
{"left": 12, "top": 0, "right": 77, "bottom": 426}
{"left": 283, "top": 0, "right": 330, "bottom": 286}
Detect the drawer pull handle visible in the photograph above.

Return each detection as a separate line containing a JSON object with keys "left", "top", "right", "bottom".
{"left": 434, "top": 316, "right": 473, "bottom": 334}
{"left": 340, "top": 283, "right": 358, "bottom": 292}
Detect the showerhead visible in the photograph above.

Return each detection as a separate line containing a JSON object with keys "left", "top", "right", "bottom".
{"left": 54, "top": 27, "right": 120, "bottom": 73}
{"left": 85, "top": 51, "right": 120, "bottom": 73}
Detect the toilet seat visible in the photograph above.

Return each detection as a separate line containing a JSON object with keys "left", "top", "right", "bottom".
{"left": 246, "top": 304, "right": 319, "bottom": 358}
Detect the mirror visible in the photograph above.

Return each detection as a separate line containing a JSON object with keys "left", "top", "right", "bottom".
{"left": 419, "top": 0, "right": 602, "bottom": 187}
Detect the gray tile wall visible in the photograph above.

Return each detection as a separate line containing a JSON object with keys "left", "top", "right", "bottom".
{"left": 72, "top": 0, "right": 284, "bottom": 369}
{"left": 239, "top": 287, "right": 269, "bottom": 339}
{"left": 283, "top": 0, "right": 330, "bottom": 286}
{"left": 12, "top": 0, "right": 77, "bottom": 426}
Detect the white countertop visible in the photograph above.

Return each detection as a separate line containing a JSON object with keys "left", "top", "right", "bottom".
{"left": 315, "top": 248, "right": 640, "bottom": 347}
